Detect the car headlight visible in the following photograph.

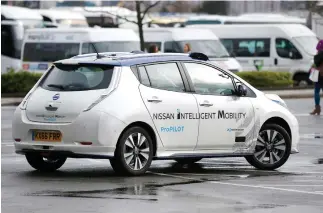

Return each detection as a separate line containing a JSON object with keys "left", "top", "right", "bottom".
{"left": 265, "top": 94, "right": 288, "bottom": 109}
{"left": 271, "top": 99, "right": 288, "bottom": 109}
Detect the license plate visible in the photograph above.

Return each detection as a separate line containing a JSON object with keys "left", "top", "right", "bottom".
{"left": 32, "top": 130, "right": 62, "bottom": 142}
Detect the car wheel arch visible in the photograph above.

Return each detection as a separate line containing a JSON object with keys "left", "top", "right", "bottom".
{"left": 116, "top": 121, "right": 157, "bottom": 157}
{"left": 261, "top": 116, "right": 292, "bottom": 140}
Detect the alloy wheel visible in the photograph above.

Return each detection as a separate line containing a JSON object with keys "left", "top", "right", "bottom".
{"left": 123, "top": 132, "right": 150, "bottom": 171}
{"left": 254, "top": 129, "right": 286, "bottom": 165}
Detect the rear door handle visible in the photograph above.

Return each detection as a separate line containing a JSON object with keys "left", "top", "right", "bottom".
{"left": 199, "top": 101, "right": 213, "bottom": 107}
{"left": 147, "top": 96, "right": 162, "bottom": 103}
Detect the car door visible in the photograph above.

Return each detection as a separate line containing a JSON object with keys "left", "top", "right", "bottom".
{"left": 138, "top": 62, "right": 199, "bottom": 151}
{"left": 181, "top": 62, "right": 255, "bottom": 151}
{"left": 273, "top": 37, "right": 304, "bottom": 72}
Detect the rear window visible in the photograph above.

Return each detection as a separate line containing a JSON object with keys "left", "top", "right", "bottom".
{"left": 39, "top": 64, "right": 114, "bottom": 91}
{"left": 23, "top": 43, "right": 80, "bottom": 62}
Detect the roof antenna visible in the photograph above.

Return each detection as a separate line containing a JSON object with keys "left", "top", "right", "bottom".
{"left": 90, "top": 43, "right": 103, "bottom": 59}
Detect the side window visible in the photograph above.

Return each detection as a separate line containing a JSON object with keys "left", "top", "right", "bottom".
{"left": 276, "top": 38, "right": 302, "bottom": 59}
{"left": 233, "top": 38, "right": 270, "bottom": 57}
{"left": 1, "top": 24, "right": 14, "bottom": 57}
{"left": 138, "top": 66, "right": 151, "bottom": 87}
{"left": 82, "top": 43, "right": 95, "bottom": 54}
{"left": 164, "top": 41, "right": 181, "bottom": 53}
{"left": 221, "top": 39, "right": 234, "bottom": 56}
{"left": 184, "top": 62, "right": 235, "bottom": 96}
{"left": 144, "top": 63, "right": 185, "bottom": 92}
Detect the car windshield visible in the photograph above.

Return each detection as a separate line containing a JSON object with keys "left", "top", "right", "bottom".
{"left": 23, "top": 43, "right": 80, "bottom": 62}
{"left": 177, "top": 40, "right": 230, "bottom": 57}
{"left": 40, "top": 64, "right": 114, "bottom": 91}
{"left": 293, "top": 36, "right": 318, "bottom": 56}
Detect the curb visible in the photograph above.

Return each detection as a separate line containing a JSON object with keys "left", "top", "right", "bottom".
{"left": 276, "top": 94, "right": 323, "bottom": 99}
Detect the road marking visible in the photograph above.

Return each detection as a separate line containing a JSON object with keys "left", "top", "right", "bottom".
{"left": 149, "top": 172, "right": 323, "bottom": 196}
{"left": 294, "top": 113, "right": 323, "bottom": 117}
{"left": 259, "top": 185, "right": 323, "bottom": 187}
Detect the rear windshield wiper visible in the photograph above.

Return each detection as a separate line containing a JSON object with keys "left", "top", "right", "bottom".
{"left": 47, "top": 84, "right": 66, "bottom": 90}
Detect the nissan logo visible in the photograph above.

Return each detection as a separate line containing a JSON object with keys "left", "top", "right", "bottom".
{"left": 53, "top": 93, "right": 60, "bottom": 101}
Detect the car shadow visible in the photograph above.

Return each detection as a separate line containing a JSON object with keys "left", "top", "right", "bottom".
{"left": 18, "top": 160, "right": 294, "bottom": 180}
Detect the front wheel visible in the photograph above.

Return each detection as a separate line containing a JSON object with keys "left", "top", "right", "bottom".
{"left": 110, "top": 126, "right": 154, "bottom": 176}
{"left": 25, "top": 153, "right": 67, "bottom": 172}
{"left": 245, "top": 123, "right": 291, "bottom": 170}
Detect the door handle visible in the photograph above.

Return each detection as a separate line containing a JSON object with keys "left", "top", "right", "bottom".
{"left": 199, "top": 101, "right": 213, "bottom": 107}
{"left": 147, "top": 96, "right": 162, "bottom": 103}
{"left": 274, "top": 58, "right": 278, "bottom": 65}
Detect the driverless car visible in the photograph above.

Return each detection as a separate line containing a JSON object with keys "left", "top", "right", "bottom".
{"left": 12, "top": 52, "right": 299, "bottom": 175}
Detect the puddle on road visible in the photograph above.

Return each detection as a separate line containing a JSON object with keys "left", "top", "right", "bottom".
{"left": 233, "top": 203, "right": 287, "bottom": 211}
{"left": 26, "top": 179, "right": 202, "bottom": 201}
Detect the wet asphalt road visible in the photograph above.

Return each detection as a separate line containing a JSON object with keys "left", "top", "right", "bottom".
{"left": 1, "top": 98, "right": 323, "bottom": 213}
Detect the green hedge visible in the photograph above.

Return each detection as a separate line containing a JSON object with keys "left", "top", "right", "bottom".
{"left": 1, "top": 70, "right": 43, "bottom": 93}
{"left": 1, "top": 70, "right": 293, "bottom": 95}
{"left": 236, "top": 71, "right": 293, "bottom": 88}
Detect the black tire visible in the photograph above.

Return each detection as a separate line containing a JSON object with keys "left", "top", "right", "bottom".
{"left": 25, "top": 153, "right": 67, "bottom": 172}
{"left": 293, "top": 74, "right": 311, "bottom": 87}
{"left": 111, "top": 126, "right": 154, "bottom": 176}
{"left": 175, "top": 158, "right": 202, "bottom": 164}
{"left": 245, "top": 123, "right": 291, "bottom": 170}
{"left": 109, "top": 158, "right": 124, "bottom": 174}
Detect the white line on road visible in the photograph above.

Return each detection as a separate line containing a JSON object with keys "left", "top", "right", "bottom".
{"left": 149, "top": 172, "right": 323, "bottom": 196}
{"left": 259, "top": 185, "right": 323, "bottom": 187}
{"left": 294, "top": 113, "right": 323, "bottom": 117}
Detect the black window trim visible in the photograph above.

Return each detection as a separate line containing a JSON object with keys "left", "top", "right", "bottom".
{"left": 179, "top": 60, "right": 257, "bottom": 98}
{"left": 135, "top": 61, "right": 191, "bottom": 94}
{"left": 137, "top": 65, "right": 152, "bottom": 87}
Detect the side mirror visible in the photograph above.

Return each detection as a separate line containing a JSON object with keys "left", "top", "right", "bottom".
{"left": 237, "top": 84, "right": 247, "bottom": 96}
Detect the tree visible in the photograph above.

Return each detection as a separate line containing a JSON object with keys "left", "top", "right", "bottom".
{"left": 85, "top": 1, "right": 160, "bottom": 51}
{"left": 304, "top": 1, "right": 323, "bottom": 29}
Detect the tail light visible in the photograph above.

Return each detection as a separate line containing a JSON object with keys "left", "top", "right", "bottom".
{"left": 14, "top": 138, "right": 21, "bottom": 142}
{"left": 83, "top": 67, "right": 121, "bottom": 112}
{"left": 20, "top": 66, "right": 53, "bottom": 110}
{"left": 83, "top": 94, "right": 110, "bottom": 112}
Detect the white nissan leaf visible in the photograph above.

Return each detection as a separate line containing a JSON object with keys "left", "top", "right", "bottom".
{"left": 12, "top": 52, "right": 300, "bottom": 176}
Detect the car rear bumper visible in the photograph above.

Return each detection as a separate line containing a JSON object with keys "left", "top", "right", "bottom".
{"left": 15, "top": 143, "right": 115, "bottom": 159}
{"left": 12, "top": 108, "right": 126, "bottom": 157}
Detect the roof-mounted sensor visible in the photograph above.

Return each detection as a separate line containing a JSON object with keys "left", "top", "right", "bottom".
{"left": 189, "top": 52, "right": 209, "bottom": 61}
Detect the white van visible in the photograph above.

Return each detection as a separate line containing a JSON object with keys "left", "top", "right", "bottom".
{"left": 140, "top": 28, "right": 242, "bottom": 73}
{"left": 185, "top": 14, "right": 306, "bottom": 26}
{"left": 1, "top": 5, "right": 44, "bottom": 73}
{"left": 36, "top": 9, "right": 89, "bottom": 28}
{"left": 188, "top": 24, "right": 318, "bottom": 86}
{"left": 21, "top": 28, "right": 140, "bottom": 72}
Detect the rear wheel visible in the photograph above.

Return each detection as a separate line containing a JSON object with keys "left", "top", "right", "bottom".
{"left": 25, "top": 153, "right": 67, "bottom": 172}
{"left": 175, "top": 158, "right": 202, "bottom": 164}
{"left": 294, "top": 73, "right": 311, "bottom": 87}
{"left": 110, "top": 126, "right": 153, "bottom": 176}
{"left": 245, "top": 123, "right": 291, "bottom": 170}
